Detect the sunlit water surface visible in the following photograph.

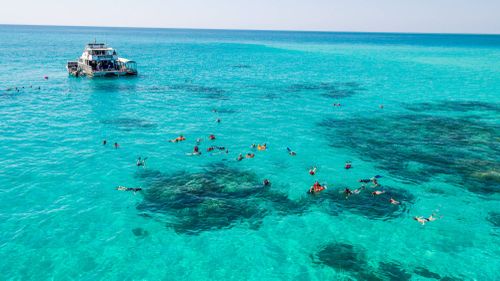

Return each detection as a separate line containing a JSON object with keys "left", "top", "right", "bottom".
{"left": 0, "top": 25, "right": 499, "bottom": 280}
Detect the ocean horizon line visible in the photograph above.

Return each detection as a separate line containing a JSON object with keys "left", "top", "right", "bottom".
{"left": 1, "top": 23, "right": 499, "bottom": 37}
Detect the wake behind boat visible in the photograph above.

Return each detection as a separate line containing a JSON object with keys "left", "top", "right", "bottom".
{"left": 67, "top": 42, "right": 137, "bottom": 77}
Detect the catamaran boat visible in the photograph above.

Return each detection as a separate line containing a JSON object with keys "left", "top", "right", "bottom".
{"left": 67, "top": 42, "right": 137, "bottom": 77}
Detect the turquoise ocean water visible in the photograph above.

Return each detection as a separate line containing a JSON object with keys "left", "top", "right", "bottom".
{"left": 0, "top": 25, "right": 499, "bottom": 280}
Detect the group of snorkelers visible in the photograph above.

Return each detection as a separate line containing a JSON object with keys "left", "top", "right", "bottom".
{"left": 236, "top": 143, "right": 267, "bottom": 161}
{"left": 3, "top": 85, "right": 42, "bottom": 93}
{"left": 167, "top": 135, "right": 228, "bottom": 156}
{"left": 307, "top": 167, "right": 428, "bottom": 218}
{"left": 114, "top": 132, "right": 438, "bottom": 225}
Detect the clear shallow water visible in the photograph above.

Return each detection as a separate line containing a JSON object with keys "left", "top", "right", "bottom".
{"left": 0, "top": 25, "right": 499, "bottom": 280}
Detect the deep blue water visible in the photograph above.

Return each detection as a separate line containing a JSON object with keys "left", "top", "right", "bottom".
{"left": 0, "top": 25, "right": 499, "bottom": 280}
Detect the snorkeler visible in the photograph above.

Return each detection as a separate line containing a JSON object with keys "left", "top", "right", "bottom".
{"left": 196, "top": 138, "right": 202, "bottom": 144}
{"left": 257, "top": 144, "right": 267, "bottom": 151}
{"left": 114, "top": 142, "right": 119, "bottom": 149}
{"left": 390, "top": 198, "right": 400, "bottom": 205}
{"left": 309, "top": 167, "right": 317, "bottom": 176}
{"left": 207, "top": 146, "right": 215, "bottom": 152}
{"left": 246, "top": 153, "right": 255, "bottom": 158}
{"left": 353, "top": 187, "right": 365, "bottom": 194}
{"left": 169, "top": 135, "right": 186, "bottom": 143}
{"left": 263, "top": 179, "right": 271, "bottom": 187}
{"left": 193, "top": 146, "right": 200, "bottom": 153}
{"left": 209, "top": 134, "right": 216, "bottom": 140}
{"left": 116, "top": 186, "right": 142, "bottom": 193}
{"left": 136, "top": 157, "right": 147, "bottom": 167}
{"left": 250, "top": 144, "right": 257, "bottom": 149}
{"left": 359, "top": 175, "right": 382, "bottom": 185}
{"left": 344, "top": 188, "right": 353, "bottom": 198}
{"left": 286, "top": 147, "right": 296, "bottom": 156}
{"left": 372, "top": 190, "right": 386, "bottom": 196}
{"left": 414, "top": 215, "right": 437, "bottom": 225}
{"left": 309, "top": 181, "right": 326, "bottom": 194}
{"left": 237, "top": 153, "right": 244, "bottom": 161}
{"left": 344, "top": 161, "right": 352, "bottom": 169}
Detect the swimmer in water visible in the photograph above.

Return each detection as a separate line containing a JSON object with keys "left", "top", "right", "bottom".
{"left": 372, "top": 190, "right": 385, "bottom": 196}
{"left": 390, "top": 198, "right": 400, "bottom": 205}
{"left": 246, "top": 153, "right": 255, "bottom": 158}
{"left": 196, "top": 138, "right": 202, "bottom": 144}
{"left": 309, "top": 181, "right": 326, "bottom": 194}
{"left": 116, "top": 186, "right": 142, "bottom": 193}
{"left": 286, "top": 147, "right": 296, "bottom": 156}
{"left": 207, "top": 146, "right": 215, "bottom": 152}
{"left": 359, "top": 175, "right": 382, "bottom": 185}
{"left": 209, "top": 134, "right": 216, "bottom": 140}
{"left": 345, "top": 161, "right": 352, "bottom": 169}
{"left": 136, "top": 157, "right": 147, "bottom": 167}
{"left": 169, "top": 135, "right": 186, "bottom": 143}
{"left": 216, "top": 118, "right": 221, "bottom": 123}
{"left": 353, "top": 186, "right": 365, "bottom": 194}
{"left": 114, "top": 142, "right": 119, "bottom": 149}
{"left": 257, "top": 144, "right": 267, "bottom": 151}
{"left": 103, "top": 140, "right": 107, "bottom": 145}
{"left": 414, "top": 215, "right": 437, "bottom": 225}
{"left": 237, "top": 153, "right": 244, "bottom": 161}
{"left": 250, "top": 144, "right": 257, "bottom": 149}
{"left": 344, "top": 188, "right": 353, "bottom": 198}
{"left": 263, "top": 179, "right": 271, "bottom": 187}
{"left": 193, "top": 146, "right": 200, "bottom": 154}
{"left": 309, "top": 167, "right": 317, "bottom": 176}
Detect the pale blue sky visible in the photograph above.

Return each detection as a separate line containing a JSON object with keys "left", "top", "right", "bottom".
{"left": 1, "top": 0, "right": 499, "bottom": 34}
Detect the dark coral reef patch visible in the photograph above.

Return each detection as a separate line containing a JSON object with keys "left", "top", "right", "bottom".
{"left": 319, "top": 109, "right": 500, "bottom": 194}
{"left": 135, "top": 163, "right": 304, "bottom": 234}
{"left": 288, "top": 81, "right": 365, "bottom": 99}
